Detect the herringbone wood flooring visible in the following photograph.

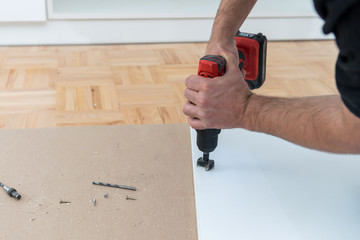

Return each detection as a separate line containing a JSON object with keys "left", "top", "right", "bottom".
{"left": 0, "top": 41, "right": 338, "bottom": 129}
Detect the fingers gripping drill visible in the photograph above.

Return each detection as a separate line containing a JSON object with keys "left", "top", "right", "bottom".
{"left": 196, "top": 32, "right": 267, "bottom": 171}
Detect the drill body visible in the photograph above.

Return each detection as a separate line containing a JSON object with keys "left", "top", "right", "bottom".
{"left": 196, "top": 32, "right": 267, "bottom": 171}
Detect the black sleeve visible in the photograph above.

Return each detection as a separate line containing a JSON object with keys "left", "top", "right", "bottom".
{"left": 314, "top": 0, "right": 360, "bottom": 118}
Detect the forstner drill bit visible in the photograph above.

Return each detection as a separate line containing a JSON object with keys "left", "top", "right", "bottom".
{"left": 0, "top": 182, "right": 21, "bottom": 200}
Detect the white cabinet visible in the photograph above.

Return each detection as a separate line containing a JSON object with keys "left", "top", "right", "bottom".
{"left": 45, "top": 0, "right": 330, "bottom": 43}
{"left": 250, "top": 0, "right": 317, "bottom": 17}
{"left": 47, "top": 0, "right": 318, "bottom": 20}
{"left": 0, "top": 0, "right": 46, "bottom": 22}
{"left": 0, "top": 0, "right": 331, "bottom": 45}
{"left": 244, "top": 0, "right": 325, "bottom": 40}
{"left": 47, "top": 0, "right": 220, "bottom": 19}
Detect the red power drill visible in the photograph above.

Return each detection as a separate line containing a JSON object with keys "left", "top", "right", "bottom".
{"left": 196, "top": 31, "right": 267, "bottom": 171}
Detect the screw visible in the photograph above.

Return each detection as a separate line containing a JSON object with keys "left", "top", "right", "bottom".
{"left": 60, "top": 200, "right": 71, "bottom": 204}
{"left": 93, "top": 198, "right": 96, "bottom": 207}
{"left": 126, "top": 195, "right": 136, "bottom": 200}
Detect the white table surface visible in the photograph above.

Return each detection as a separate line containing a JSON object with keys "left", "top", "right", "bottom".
{"left": 191, "top": 128, "right": 360, "bottom": 240}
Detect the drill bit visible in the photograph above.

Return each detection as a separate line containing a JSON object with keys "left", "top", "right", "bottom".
{"left": 197, "top": 152, "right": 215, "bottom": 171}
{"left": 202, "top": 153, "right": 210, "bottom": 164}
{"left": 92, "top": 181, "right": 136, "bottom": 191}
{"left": 0, "top": 182, "right": 21, "bottom": 200}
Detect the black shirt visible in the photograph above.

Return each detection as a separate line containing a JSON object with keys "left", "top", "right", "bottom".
{"left": 314, "top": 0, "right": 360, "bottom": 118}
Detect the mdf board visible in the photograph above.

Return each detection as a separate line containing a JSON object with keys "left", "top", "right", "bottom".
{"left": 0, "top": 0, "right": 46, "bottom": 22}
{"left": 191, "top": 129, "right": 360, "bottom": 240}
{"left": 0, "top": 124, "right": 197, "bottom": 240}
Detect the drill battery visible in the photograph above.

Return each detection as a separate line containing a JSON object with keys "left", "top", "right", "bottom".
{"left": 235, "top": 31, "right": 267, "bottom": 89}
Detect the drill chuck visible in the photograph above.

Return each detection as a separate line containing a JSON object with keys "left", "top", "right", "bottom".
{"left": 196, "top": 129, "right": 221, "bottom": 153}
{"left": 196, "top": 129, "right": 221, "bottom": 171}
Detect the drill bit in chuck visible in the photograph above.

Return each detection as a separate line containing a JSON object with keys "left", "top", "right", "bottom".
{"left": 0, "top": 182, "right": 21, "bottom": 200}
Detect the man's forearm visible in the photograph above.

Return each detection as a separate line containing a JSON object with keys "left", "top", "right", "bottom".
{"left": 244, "top": 94, "right": 360, "bottom": 153}
{"left": 208, "top": 0, "right": 257, "bottom": 47}
{"left": 184, "top": 0, "right": 360, "bottom": 154}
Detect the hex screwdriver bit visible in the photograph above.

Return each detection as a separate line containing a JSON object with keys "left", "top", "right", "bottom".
{"left": 0, "top": 182, "right": 21, "bottom": 200}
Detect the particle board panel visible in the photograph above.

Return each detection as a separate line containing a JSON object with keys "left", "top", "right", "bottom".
{"left": 191, "top": 129, "right": 360, "bottom": 240}
{"left": 0, "top": 124, "right": 196, "bottom": 240}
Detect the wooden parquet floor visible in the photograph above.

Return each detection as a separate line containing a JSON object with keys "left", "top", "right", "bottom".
{"left": 0, "top": 41, "right": 338, "bottom": 129}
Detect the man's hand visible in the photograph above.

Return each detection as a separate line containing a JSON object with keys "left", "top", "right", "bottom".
{"left": 205, "top": 38, "right": 239, "bottom": 62}
{"left": 183, "top": 51, "right": 252, "bottom": 130}
{"left": 182, "top": 0, "right": 257, "bottom": 130}
{"left": 181, "top": 0, "right": 360, "bottom": 153}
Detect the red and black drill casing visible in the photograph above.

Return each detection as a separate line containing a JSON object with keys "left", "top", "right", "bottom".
{"left": 198, "top": 31, "right": 267, "bottom": 89}
{"left": 197, "top": 55, "right": 226, "bottom": 78}
{"left": 196, "top": 32, "right": 267, "bottom": 171}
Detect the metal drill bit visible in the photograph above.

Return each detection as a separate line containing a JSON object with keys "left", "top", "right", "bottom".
{"left": 0, "top": 182, "right": 21, "bottom": 200}
{"left": 197, "top": 152, "right": 215, "bottom": 171}
{"left": 202, "top": 153, "right": 209, "bottom": 164}
{"left": 92, "top": 181, "right": 136, "bottom": 191}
